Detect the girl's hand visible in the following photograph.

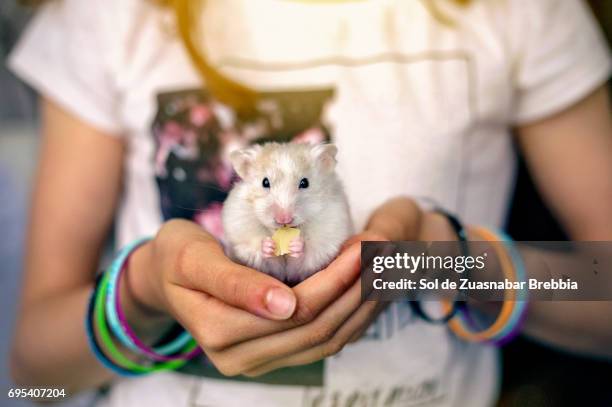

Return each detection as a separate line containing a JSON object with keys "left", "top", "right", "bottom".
{"left": 238, "top": 196, "right": 458, "bottom": 376}
{"left": 126, "top": 219, "right": 367, "bottom": 376}
{"left": 125, "top": 198, "right": 454, "bottom": 377}
{"left": 322, "top": 197, "right": 457, "bottom": 347}
{"left": 238, "top": 230, "right": 389, "bottom": 377}
{"left": 130, "top": 219, "right": 298, "bottom": 322}
{"left": 362, "top": 196, "right": 457, "bottom": 243}
{"left": 246, "top": 199, "right": 441, "bottom": 375}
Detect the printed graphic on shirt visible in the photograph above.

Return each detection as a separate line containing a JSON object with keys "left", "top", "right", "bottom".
{"left": 151, "top": 88, "right": 333, "bottom": 243}
{"left": 299, "top": 378, "right": 445, "bottom": 407}
{"left": 150, "top": 87, "right": 449, "bottom": 399}
{"left": 151, "top": 87, "right": 335, "bottom": 385}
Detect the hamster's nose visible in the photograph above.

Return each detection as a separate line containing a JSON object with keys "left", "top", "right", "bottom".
{"left": 274, "top": 211, "right": 294, "bottom": 226}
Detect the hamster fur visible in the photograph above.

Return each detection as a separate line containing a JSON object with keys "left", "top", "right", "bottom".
{"left": 222, "top": 142, "right": 354, "bottom": 284}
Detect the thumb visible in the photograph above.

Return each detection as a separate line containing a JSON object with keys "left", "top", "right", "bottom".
{"left": 177, "top": 240, "right": 296, "bottom": 320}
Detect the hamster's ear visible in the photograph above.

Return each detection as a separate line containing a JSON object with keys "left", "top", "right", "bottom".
{"left": 311, "top": 143, "right": 338, "bottom": 172}
{"left": 229, "top": 145, "right": 261, "bottom": 179}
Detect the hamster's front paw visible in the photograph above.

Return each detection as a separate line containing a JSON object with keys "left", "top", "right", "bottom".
{"left": 261, "top": 237, "right": 276, "bottom": 258}
{"left": 288, "top": 236, "right": 305, "bottom": 258}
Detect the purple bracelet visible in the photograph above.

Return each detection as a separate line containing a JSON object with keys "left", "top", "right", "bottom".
{"left": 458, "top": 302, "right": 529, "bottom": 346}
{"left": 114, "top": 257, "right": 201, "bottom": 361}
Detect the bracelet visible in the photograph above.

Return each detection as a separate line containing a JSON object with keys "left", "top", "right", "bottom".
{"left": 115, "top": 262, "right": 194, "bottom": 358}
{"left": 409, "top": 208, "right": 467, "bottom": 324}
{"left": 104, "top": 237, "right": 195, "bottom": 361}
{"left": 487, "top": 229, "right": 528, "bottom": 345}
{"left": 85, "top": 237, "right": 202, "bottom": 376}
{"left": 85, "top": 274, "right": 143, "bottom": 377}
{"left": 93, "top": 271, "right": 198, "bottom": 374}
{"left": 442, "top": 227, "right": 518, "bottom": 343}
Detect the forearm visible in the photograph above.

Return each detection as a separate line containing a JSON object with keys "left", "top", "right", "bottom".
{"left": 510, "top": 85, "right": 612, "bottom": 355}
{"left": 11, "top": 245, "right": 174, "bottom": 394}
{"left": 512, "top": 247, "right": 612, "bottom": 358}
{"left": 463, "top": 230, "right": 612, "bottom": 357}
{"left": 11, "top": 285, "right": 112, "bottom": 392}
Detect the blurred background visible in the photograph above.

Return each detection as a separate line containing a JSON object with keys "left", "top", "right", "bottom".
{"left": 0, "top": 1, "right": 610, "bottom": 406}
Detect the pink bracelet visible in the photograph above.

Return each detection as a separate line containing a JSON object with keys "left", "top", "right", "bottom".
{"left": 105, "top": 237, "right": 200, "bottom": 361}
{"left": 114, "top": 257, "right": 200, "bottom": 361}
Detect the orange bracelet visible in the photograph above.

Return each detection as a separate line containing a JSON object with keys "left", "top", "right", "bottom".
{"left": 442, "top": 227, "right": 517, "bottom": 342}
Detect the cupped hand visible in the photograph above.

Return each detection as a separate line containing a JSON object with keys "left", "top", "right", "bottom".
{"left": 130, "top": 219, "right": 380, "bottom": 376}
{"left": 193, "top": 197, "right": 453, "bottom": 376}
{"left": 238, "top": 230, "right": 390, "bottom": 377}
{"left": 130, "top": 197, "right": 431, "bottom": 378}
{"left": 182, "top": 240, "right": 375, "bottom": 377}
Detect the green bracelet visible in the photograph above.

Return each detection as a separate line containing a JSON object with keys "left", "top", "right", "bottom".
{"left": 94, "top": 272, "right": 198, "bottom": 373}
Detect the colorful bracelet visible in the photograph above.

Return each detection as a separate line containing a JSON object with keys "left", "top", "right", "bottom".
{"left": 86, "top": 238, "right": 202, "bottom": 376}
{"left": 442, "top": 227, "right": 528, "bottom": 345}
{"left": 93, "top": 271, "right": 198, "bottom": 375}
{"left": 104, "top": 237, "right": 195, "bottom": 361}
{"left": 442, "top": 227, "right": 518, "bottom": 343}
{"left": 114, "top": 261, "right": 194, "bottom": 359}
{"left": 85, "top": 274, "right": 144, "bottom": 377}
{"left": 486, "top": 229, "right": 528, "bottom": 345}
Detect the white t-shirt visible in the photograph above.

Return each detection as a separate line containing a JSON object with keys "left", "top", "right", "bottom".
{"left": 9, "top": 0, "right": 610, "bottom": 406}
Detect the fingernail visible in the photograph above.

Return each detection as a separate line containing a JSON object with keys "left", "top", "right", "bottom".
{"left": 265, "top": 288, "right": 296, "bottom": 319}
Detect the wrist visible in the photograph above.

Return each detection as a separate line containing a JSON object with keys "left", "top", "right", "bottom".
{"left": 123, "top": 241, "right": 170, "bottom": 319}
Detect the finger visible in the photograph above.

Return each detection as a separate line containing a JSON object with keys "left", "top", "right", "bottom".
{"left": 168, "top": 284, "right": 290, "bottom": 350}
{"left": 340, "top": 231, "right": 389, "bottom": 252}
{"left": 170, "top": 241, "right": 367, "bottom": 350}
{"left": 164, "top": 284, "right": 213, "bottom": 343}
{"left": 347, "top": 302, "right": 387, "bottom": 343}
{"left": 213, "top": 278, "right": 364, "bottom": 376}
{"left": 168, "top": 283, "right": 297, "bottom": 352}
{"left": 243, "top": 299, "right": 381, "bottom": 377}
{"left": 173, "top": 283, "right": 383, "bottom": 352}
{"left": 290, "top": 243, "right": 362, "bottom": 325}
{"left": 174, "top": 239, "right": 296, "bottom": 320}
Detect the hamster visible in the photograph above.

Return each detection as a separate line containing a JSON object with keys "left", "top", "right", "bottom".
{"left": 222, "top": 142, "right": 354, "bottom": 284}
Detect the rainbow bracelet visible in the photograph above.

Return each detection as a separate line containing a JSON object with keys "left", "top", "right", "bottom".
{"left": 91, "top": 271, "right": 198, "bottom": 375}
{"left": 85, "top": 238, "right": 202, "bottom": 376}
{"left": 444, "top": 227, "right": 528, "bottom": 345}
{"left": 489, "top": 230, "right": 528, "bottom": 345}
{"left": 104, "top": 237, "right": 195, "bottom": 361}
{"left": 85, "top": 274, "right": 144, "bottom": 377}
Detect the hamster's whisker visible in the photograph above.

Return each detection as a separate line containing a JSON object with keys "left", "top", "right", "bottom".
{"left": 168, "top": 204, "right": 216, "bottom": 213}
{"left": 166, "top": 181, "right": 230, "bottom": 194}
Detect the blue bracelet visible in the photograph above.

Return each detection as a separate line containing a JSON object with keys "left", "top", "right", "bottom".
{"left": 493, "top": 230, "right": 529, "bottom": 345}
{"left": 85, "top": 274, "right": 144, "bottom": 377}
{"left": 104, "top": 237, "right": 193, "bottom": 358}
{"left": 454, "top": 229, "right": 529, "bottom": 346}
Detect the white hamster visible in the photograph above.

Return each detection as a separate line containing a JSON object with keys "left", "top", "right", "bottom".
{"left": 222, "top": 142, "right": 354, "bottom": 284}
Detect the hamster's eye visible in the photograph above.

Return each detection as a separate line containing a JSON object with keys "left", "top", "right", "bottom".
{"left": 299, "top": 178, "right": 309, "bottom": 189}
{"left": 262, "top": 177, "right": 270, "bottom": 188}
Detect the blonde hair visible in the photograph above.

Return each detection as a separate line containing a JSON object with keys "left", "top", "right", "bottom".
{"left": 22, "top": 0, "right": 472, "bottom": 117}
{"left": 171, "top": 0, "right": 259, "bottom": 118}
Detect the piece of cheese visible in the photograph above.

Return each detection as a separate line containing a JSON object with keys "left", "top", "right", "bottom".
{"left": 272, "top": 227, "right": 301, "bottom": 256}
